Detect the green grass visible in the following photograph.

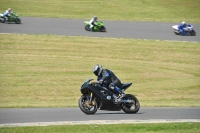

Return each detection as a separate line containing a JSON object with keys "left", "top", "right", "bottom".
{"left": 0, "top": 123, "right": 200, "bottom": 133}
{"left": 0, "top": 34, "right": 200, "bottom": 108}
{"left": 0, "top": 0, "right": 200, "bottom": 23}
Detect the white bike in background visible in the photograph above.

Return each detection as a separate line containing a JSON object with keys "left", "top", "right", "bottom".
{"left": 172, "top": 25, "right": 196, "bottom": 36}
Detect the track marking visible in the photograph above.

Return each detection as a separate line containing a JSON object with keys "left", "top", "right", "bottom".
{"left": 0, "top": 33, "right": 198, "bottom": 43}
{"left": 1, "top": 119, "right": 200, "bottom": 127}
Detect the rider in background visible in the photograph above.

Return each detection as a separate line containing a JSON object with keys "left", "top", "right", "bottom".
{"left": 92, "top": 64, "right": 125, "bottom": 98}
{"left": 3, "top": 8, "right": 12, "bottom": 21}
{"left": 178, "top": 21, "right": 191, "bottom": 35}
{"left": 89, "top": 16, "right": 98, "bottom": 31}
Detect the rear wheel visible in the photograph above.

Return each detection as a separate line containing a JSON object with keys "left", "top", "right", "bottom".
{"left": 0, "top": 17, "right": 6, "bottom": 23}
{"left": 174, "top": 32, "right": 179, "bottom": 35}
{"left": 15, "top": 18, "right": 21, "bottom": 24}
{"left": 85, "top": 25, "right": 91, "bottom": 31}
{"left": 79, "top": 95, "right": 98, "bottom": 114}
{"left": 174, "top": 30, "right": 179, "bottom": 35}
{"left": 122, "top": 94, "right": 140, "bottom": 114}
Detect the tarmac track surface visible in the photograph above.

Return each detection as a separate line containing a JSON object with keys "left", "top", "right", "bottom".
{"left": 0, "top": 17, "right": 200, "bottom": 126}
{"left": 0, "top": 107, "right": 200, "bottom": 126}
{"left": 0, "top": 17, "right": 200, "bottom": 42}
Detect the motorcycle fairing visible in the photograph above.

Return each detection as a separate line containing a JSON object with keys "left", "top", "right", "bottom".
{"left": 80, "top": 83, "right": 113, "bottom": 102}
{"left": 80, "top": 81, "right": 122, "bottom": 111}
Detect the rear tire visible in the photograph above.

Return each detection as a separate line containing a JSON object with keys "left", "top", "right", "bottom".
{"left": 174, "top": 30, "right": 179, "bottom": 35}
{"left": 79, "top": 95, "right": 98, "bottom": 114}
{"left": 122, "top": 94, "right": 140, "bottom": 114}
{"left": 85, "top": 25, "right": 91, "bottom": 31}
{"left": 0, "top": 17, "right": 6, "bottom": 23}
{"left": 174, "top": 32, "right": 179, "bottom": 35}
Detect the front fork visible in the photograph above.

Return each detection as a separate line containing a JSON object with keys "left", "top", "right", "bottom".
{"left": 89, "top": 92, "right": 93, "bottom": 105}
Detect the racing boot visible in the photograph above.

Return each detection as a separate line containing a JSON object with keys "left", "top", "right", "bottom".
{"left": 91, "top": 27, "right": 95, "bottom": 32}
{"left": 113, "top": 89, "right": 125, "bottom": 104}
{"left": 113, "top": 94, "right": 119, "bottom": 103}
{"left": 117, "top": 89, "right": 125, "bottom": 101}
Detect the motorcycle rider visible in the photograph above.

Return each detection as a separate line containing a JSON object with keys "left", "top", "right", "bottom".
{"left": 92, "top": 64, "right": 125, "bottom": 102}
{"left": 178, "top": 21, "right": 191, "bottom": 35}
{"left": 89, "top": 16, "right": 98, "bottom": 31}
{"left": 3, "top": 8, "right": 12, "bottom": 21}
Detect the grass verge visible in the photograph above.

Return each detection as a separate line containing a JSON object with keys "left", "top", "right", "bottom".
{"left": 0, "top": 34, "right": 200, "bottom": 107}
{"left": 0, "top": 0, "right": 200, "bottom": 23}
{"left": 0, "top": 123, "right": 200, "bottom": 133}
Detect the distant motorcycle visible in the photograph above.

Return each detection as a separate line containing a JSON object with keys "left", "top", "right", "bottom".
{"left": 84, "top": 21, "right": 106, "bottom": 32}
{"left": 172, "top": 25, "right": 196, "bottom": 36}
{"left": 78, "top": 79, "right": 140, "bottom": 114}
{"left": 0, "top": 12, "right": 21, "bottom": 24}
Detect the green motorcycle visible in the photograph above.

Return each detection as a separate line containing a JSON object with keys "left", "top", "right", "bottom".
{"left": 0, "top": 12, "right": 21, "bottom": 24}
{"left": 84, "top": 21, "right": 106, "bottom": 32}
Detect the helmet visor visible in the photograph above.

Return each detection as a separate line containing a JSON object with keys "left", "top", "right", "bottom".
{"left": 94, "top": 71, "right": 98, "bottom": 76}
{"left": 93, "top": 64, "right": 102, "bottom": 76}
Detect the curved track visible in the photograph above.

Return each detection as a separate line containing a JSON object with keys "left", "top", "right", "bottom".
{"left": 0, "top": 107, "right": 200, "bottom": 126}
{"left": 0, "top": 17, "right": 200, "bottom": 126}
{"left": 0, "top": 17, "right": 200, "bottom": 42}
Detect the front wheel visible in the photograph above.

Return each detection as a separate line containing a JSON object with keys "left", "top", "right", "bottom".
{"left": 78, "top": 95, "right": 98, "bottom": 114}
{"left": 100, "top": 26, "right": 106, "bottom": 32}
{"left": 15, "top": 18, "right": 21, "bottom": 24}
{"left": 85, "top": 25, "right": 91, "bottom": 31}
{"left": 190, "top": 30, "right": 196, "bottom": 36}
{"left": 121, "top": 94, "right": 140, "bottom": 114}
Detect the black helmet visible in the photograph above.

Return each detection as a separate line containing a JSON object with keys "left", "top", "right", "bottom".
{"left": 93, "top": 64, "right": 102, "bottom": 76}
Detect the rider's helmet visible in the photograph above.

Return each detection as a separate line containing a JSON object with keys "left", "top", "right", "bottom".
{"left": 182, "top": 21, "right": 186, "bottom": 26}
{"left": 93, "top": 64, "right": 103, "bottom": 76}
{"left": 93, "top": 16, "right": 97, "bottom": 21}
{"left": 8, "top": 8, "right": 12, "bottom": 12}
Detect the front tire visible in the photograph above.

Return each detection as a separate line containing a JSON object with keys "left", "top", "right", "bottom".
{"left": 85, "top": 25, "right": 91, "bottom": 31}
{"left": 121, "top": 94, "right": 140, "bottom": 114}
{"left": 190, "top": 30, "right": 196, "bottom": 36}
{"left": 100, "top": 26, "right": 106, "bottom": 32}
{"left": 15, "top": 19, "right": 21, "bottom": 24}
{"left": 79, "top": 95, "right": 98, "bottom": 114}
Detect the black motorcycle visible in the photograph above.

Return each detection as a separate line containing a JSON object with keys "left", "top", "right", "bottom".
{"left": 78, "top": 79, "right": 140, "bottom": 114}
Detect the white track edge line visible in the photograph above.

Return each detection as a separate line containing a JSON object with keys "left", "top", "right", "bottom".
{"left": 0, "top": 119, "right": 200, "bottom": 127}
{"left": 0, "top": 33, "right": 198, "bottom": 43}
